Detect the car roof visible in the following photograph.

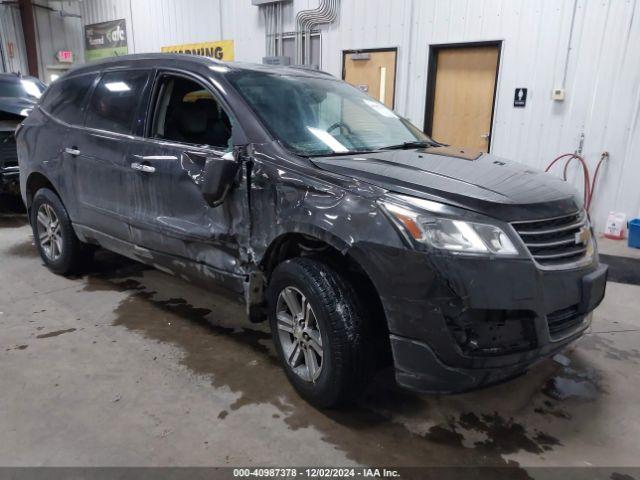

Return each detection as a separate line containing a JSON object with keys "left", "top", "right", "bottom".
{"left": 65, "top": 53, "right": 335, "bottom": 80}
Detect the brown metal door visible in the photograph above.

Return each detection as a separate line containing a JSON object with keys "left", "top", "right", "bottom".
{"left": 343, "top": 49, "right": 397, "bottom": 109}
{"left": 430, "top": 45, "right": 499, "bottom": 152}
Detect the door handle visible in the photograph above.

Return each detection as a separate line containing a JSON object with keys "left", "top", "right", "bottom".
{"left": 64, "top": 147, "right": 80, "bottom": 156}
{"left": 131, "top": 162, "right": 156, "bottom": 173}
{"left": 134, "top": 155, "right": 177, "bottom": 161}
{"left": 480, "top": 133, "right": 491, "bottom": 139}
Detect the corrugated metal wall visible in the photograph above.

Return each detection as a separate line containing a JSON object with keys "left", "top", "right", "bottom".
{"left": 69, "top": 0, "right": 640, "bottom": 229}
{"left": 34, "top": 1, "right": 84, "bottom": 81}
{"left": 0, "top": 4, "right": 29, "bottom": 74}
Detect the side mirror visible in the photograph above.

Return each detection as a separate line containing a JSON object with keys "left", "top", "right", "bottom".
{"left": 200, "top": 150, "right": 241, "bottom": 207}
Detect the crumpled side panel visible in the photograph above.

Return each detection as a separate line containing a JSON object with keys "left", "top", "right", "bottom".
{"left": 247, "top": 146, "right": 405, "bottom": 265}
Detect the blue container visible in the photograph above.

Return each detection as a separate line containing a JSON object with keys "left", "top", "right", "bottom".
{"left": 629, "top": 219, "right": 640, "bottom": 249}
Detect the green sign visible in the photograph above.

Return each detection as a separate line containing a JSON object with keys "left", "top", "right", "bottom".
{"left": 84, "top": 19, "right": 128, "bottom": 62}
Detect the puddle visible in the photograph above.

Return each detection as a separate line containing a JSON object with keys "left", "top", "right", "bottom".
{"left": 72, "top": 254, "right": 589, "bottom": 473}
{"left": 580, "top": 333, "right": 640, "bottom": 364}
{"left": 543, "top": 376, "right": 599, "bottom": 401}
{"left": 5, "top": 238, "right": 38, "bottom": 257}
{"left": 0, "top": 194, "right": 27, "bottom": 227}
{"left": 0, "top": 215, "right": 28, "bottom": 228}
{"left": 6, "top": 344, "right": 28, "bottom": 351}
{"left": 541, "top": 352, "right": 606, "bottom": 402}
{"left": 36, "top": 328, "right": 77, "bottom": 339}
{"left": 455, "top": 412, "right": 560, "bottom": 454}
{"left": 533, "top": 400, "right": 572, "bottom": 420}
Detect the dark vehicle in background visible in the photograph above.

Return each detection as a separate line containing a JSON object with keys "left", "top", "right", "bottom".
{"left": 0, "top": 73, "right": 45, "bottom": 195}
{"left": 16, "top": 54, "right": 608, "bottom": 408}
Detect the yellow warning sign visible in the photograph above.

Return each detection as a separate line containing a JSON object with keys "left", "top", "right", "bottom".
{"left": 161, "top": 40, "right": 234, "bottom": 61}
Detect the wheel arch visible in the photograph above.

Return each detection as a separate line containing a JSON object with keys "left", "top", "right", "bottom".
{"left": 260, "top": 230, "right": 392, "bottom": 367}
{"left": 25, "top": 172, "right": 61, "bottom": 213}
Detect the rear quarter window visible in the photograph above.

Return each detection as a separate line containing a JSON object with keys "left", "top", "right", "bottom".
{"left": 84, "top": 70, "right": 150, "bottom": 135}
{"left": 40, "top": 73, "right": 97, "bottom": 125}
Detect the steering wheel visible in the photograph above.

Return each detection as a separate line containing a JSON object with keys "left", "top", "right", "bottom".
{"left": 327, "top": 122, "right": 353, "bottom": 135}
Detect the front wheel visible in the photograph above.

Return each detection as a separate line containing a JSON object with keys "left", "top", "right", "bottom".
{"left": 267, "top": 258, "right": 370, "bottom": 408}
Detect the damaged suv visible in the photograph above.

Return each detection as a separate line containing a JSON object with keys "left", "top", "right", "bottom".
{"left": 1, "top": 73, "right": 45, "bottom": 194}
{"left": 17, "top": 54, "right": 607, "bottom": 407}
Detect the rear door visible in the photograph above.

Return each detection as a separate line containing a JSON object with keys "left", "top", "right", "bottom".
{"left": 35, "top": 72, "right": 98, "bottom": 219}
{"left": 126, "top": 71, "right": 249, "bottom": 277}
{"left": 69, "top": 69, "right": 152, "bottom": 240}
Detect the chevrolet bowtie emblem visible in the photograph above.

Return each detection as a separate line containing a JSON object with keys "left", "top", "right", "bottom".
{"left": 575, "top": 226, "right": 591, "bottom": 246}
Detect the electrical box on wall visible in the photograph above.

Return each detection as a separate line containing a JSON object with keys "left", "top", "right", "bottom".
{"left": 263, "top": 56, "right": 291, "bottom": 66}
{"left": 552, "top": 88, "right": 566, "bottom": 101}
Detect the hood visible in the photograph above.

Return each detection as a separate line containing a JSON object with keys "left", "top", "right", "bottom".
{"left": 0, "top": 96, "right": 37, "bottom": 118}
{"left": 311, "top": 146, "right": 582, "bottom": 221}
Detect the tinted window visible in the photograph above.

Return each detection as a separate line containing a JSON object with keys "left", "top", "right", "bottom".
{"left": 85, "top": 70, "right": 149, "bottom": 134}
{"left": 40, "top": 74, "right": 96, "bottom": 125}
{"left": 151, "top": 76, "right": 232, "bottom": 149}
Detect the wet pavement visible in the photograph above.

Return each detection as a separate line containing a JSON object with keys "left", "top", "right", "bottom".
{"left": 1, "top": 199, "right": 640, "bottom": 477}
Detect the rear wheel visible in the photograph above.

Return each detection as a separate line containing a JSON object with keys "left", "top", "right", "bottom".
{"left": 267, "top": 258, "right": 371, "bottom": 408}
{"left": 31, "top": 188, "right": 85, "bottom": 275}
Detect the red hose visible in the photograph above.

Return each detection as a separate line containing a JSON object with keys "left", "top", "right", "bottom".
{"left": 588, "top": 152, "right": 609, "bottom": 212}
{"left": 546, "top": 153, "right": 590, "bottom": 211}
{"left": 545, "top": 152, "right": 608, "bottom": 213}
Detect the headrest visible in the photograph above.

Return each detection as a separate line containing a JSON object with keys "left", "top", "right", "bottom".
{"left": 174, "top": 103, "right": 207, "bottom": 136}
{"left": 195, "top": 98, "right": 221, "bottom": 121}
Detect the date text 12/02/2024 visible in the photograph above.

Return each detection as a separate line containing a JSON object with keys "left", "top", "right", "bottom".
{"left": 232, "top": 468, "right": 401, "bottom": 478}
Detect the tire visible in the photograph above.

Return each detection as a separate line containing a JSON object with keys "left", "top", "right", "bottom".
{"left": 267, "top": 257, "right": 371, "bottom": 408}
{"left": 30, "top": 188, "right": 85, "bottom": 275}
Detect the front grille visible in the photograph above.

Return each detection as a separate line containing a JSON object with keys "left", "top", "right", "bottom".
{"left": 511, "top": 211, "right": 590, "bottom": 268}
{"left": 547, "top": 304, "right": 585, "bottom": 339}
{"left": 0, "top": 132, "right": 17, "bottom": 162}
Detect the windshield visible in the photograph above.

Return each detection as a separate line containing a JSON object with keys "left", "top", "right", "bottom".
{"left": 227, "top": 71, "right": 431, "bottom": 156}
{"left": 0, "top": 77, "right": 46, "bottom": 100}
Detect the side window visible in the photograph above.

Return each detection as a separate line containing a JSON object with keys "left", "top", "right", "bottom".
{"left": 151, "top": 75, "right": 233, "bottom": 150}
{"left": 85, "top": 70, "right": 149, "bottom": 135}
{"left": 40, "top": 74, "right": 97, "bottom": 125}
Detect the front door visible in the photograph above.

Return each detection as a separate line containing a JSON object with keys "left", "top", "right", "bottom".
{"left": 127, "top": 72, "right": 248, "bottom": 278}
{"left": 343, "top": 49, "right": 397, "bottom": 109}
{"left": 426, "top": 43, "right": 500, "bottom": 152}
{"left": 71, "top": 69, "right": 151, "bottom": 241}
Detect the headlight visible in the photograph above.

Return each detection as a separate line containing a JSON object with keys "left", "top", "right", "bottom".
{"left": 382, "top": 199, "right": 519, "bottom": 255}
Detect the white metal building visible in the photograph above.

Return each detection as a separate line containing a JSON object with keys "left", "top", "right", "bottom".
{"left": 2, "top": 0, "right": 639, "bottom": 231}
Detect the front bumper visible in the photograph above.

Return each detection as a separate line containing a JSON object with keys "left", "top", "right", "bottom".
{"left": 0, "top": 164, "right": 20, "bottom": 194}
{"left": 351, "top": 242, "right": 608, "bottom": 393}
{"left": 1, "top": 131, "right": 19, "bottom": 193}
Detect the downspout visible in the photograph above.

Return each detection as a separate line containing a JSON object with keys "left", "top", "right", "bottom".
{"left": 561, "top": 0, "right": 579, "bottom": 90}
{"left": 129, "top": 0, "right": 136, "bottom": 54}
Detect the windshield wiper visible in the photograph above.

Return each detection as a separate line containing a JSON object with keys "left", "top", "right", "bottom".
{"left": 379, "top": 141, "right": 438, "bottom": 151}
{"left": 307, "top": 149, "right": 379, "bottom": 158}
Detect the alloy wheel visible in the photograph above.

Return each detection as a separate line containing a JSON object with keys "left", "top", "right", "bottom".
{"left": 36, "top": 203, "right": 63, "bottom": 261}
{"left": 276, "top": 286, "right": 324, "bottom": 382}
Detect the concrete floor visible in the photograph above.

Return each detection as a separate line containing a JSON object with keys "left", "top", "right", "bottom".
{"left": 2, "top": 196, "right": 640, "bottom": 477}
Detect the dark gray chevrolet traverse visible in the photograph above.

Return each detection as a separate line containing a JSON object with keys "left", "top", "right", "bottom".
{"left": 17, "top": 54, "right": 607, "bottom": 407}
